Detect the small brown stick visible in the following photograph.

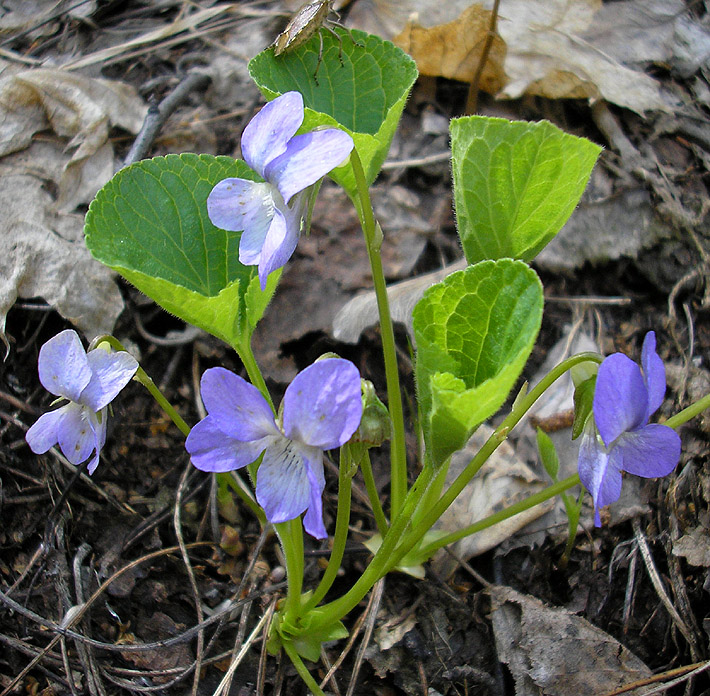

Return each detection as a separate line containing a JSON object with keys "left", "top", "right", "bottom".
{"left": 0, "top": 543, "right": 209, "bottom": 695}
{"left": 599, "top": 659, "right": 710, "bottom": 696}
{"left": 632, "top": 519, "right": 695, "bottom": 648}
{"left": 124, "top": 71, "right": 211, "bottom": 166}
{"left": 72, "top": 543, "right": 107, "bottom": 696}
{"left": 212, "top": 599, "right": 276, "bottom": 696}
{"left": 622, "top": 544, "right": 638, "bottom": 634}
{"left": 465, "top": 0, "right": 501, "bottom": 115}
{"left": 665, "top": 512, "right": 704, "bottom": 661}
{"left": 174, "top": 460, "right": 206, "bottom": 696}
{"left": 345, "top": 577, "right": 385, "bottom": 696}
{"left": 317, "top": 577, "right": 385, "bottom": 692}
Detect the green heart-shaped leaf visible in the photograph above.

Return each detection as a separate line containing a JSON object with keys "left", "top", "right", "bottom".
{"left": 85, "top": 154, "right": 277, "bottom": 347}
{"left": 413, "top": 260, "right": 543, "bottom": 466}
{"left": 249, "top": 28, "right": 418, "bottom": 198}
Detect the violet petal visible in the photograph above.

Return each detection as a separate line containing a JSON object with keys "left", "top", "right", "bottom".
{"left": 57, "top": 402, "right": 99, "bottom": 466}
{"left": 640, "top": 331, "right": 666, "bottom": 419}
{"left": 81, "top": 349, "right": 138, "bottom": 412}
{"left": 578, "top": 423, "right": 622, "bottom": 526}
{"left": 614, "top": 424, "right": 681, "bottom": 478}
{"left": 186, "top": 415, "right": 271, "bottom": 472}
{"left": 265, "top": 129, "right": 354, "bottom": 205}
{"left": 207, "top": 178, "right": 273, "bottom": 235}
{"left": 302, "top": 452, "right": 327, "bottom": 539}
{"left": 255, "top": 206, "right": 300, "bottom": 290}
{"left": 38, "top": 330, "right": 92, "bottom": 402}
{"left": 593, "top": 353, "right": 648, "bottom": 446}
{"left": 199, "top": 368, "right": 277, "bottom": 442}
{"left": 255, "top": 438, "right": 314, "bottom": 525}
{"left": 242, "top": 92, "right": 304, "bottom": 176}
{"left": 87, "top": 413, "right": 107, "bottom": 474}
{"left": 283, "top": 359, "right": 362, "bottom": 450}
{"left": 25, "top": 406, "right": 66, "bottom": 454}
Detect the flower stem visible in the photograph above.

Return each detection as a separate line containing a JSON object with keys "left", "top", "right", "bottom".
{"left": 303, "top": 446, "right": 354, "bottom": 612}
{"left": 135, "top": 367, "right": 192, "bottom": 437}
{"left": 392, "top": 352, "right": 603, "bottom": 562}
{"left": 349, "top": 148, "right": 407, "bottom": 519}
{"left": 360, "top": 450, "right": 389, "bottom": 536}
{"left": 277, "top": 518, "right": 305, "bottom": 621}
{"left": 236, "top": 336, "right": 274, "bottom": 412}
{"left": 282, "top": 641, "right": 326, "bottom": 696}
{"left": 666, "top": 392, "right": 710, "bottom": 429}
{"left": 220, "top": 472, "right": 266, "bottom": 524}
{"left": 93, "top": 335, "right": 192, "bottom": 438}
{"left": 414, "top": 474, "right": 581, "bottom": 559}
{"left": 309, "top": 463, "right": 435, "bottom": 630}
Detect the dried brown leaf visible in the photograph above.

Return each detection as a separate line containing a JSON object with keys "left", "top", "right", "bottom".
{"left": 489, "top": 585, "right": 652, "bottom": 696}
{"left": 0, "top": 142, "right": 124, "bottom": 343}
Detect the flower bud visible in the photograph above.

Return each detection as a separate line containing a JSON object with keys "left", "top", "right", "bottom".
{"left": 352, "top": 379, "right": 391, "bottom": 446}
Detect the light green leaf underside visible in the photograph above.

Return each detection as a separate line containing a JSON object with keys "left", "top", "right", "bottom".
{"left": 413, "top": 260, "right": 543, "bottom": 466}
{"left": 451, "top": 116, "right": 602, "bottom": 265}
{"left": 249, "top": 28, "right": 418, "bottom": 196}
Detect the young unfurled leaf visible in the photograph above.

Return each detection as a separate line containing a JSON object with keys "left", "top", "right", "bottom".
{"left": 413, "top": 259, "right": 543, "bottom": 466}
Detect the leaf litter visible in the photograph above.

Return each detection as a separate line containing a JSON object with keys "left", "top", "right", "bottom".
{"left": 1, "top": 1, "right": 709, "bottom": 694}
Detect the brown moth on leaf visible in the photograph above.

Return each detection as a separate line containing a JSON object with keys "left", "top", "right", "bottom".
{"left": 273, "top": 0, "right": 358, "bottom": 83}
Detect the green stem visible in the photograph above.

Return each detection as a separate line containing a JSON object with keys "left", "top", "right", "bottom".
{"left": 135, "top": 367, "right": 191, "bottom": 437}
{"left": 393, "top": 352, "right": 603, "bottom": 562}
{"left": 282, "top": 642, "right": 326, "bottom": 696}
{"left": 666, "top": 392, "right": 710, "bottom": 429}
{"left": 310, "top": 352, "right": 602, "bottom": 632}
{"left": 277, "top": 518, "right": 305, "bottom": 621}
{"left": 350, "top": 149, "right": 407, "bottom": 519}
{"left": 236, "top": 336, "right": 274, "bottom": 412}
{"left": 309, "top": 464, "right": 435, "bottom": 631}
{"left": 360, "top": 450, "right": 389, "bottom": 536}
{"left": 303, "top": 446, "right": 354, "bottom": 612}
{"left": 415, "top": 475, "right": 581, "bottom": 559}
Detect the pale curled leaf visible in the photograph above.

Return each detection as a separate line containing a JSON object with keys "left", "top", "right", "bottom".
{"left": 489, "top": 585, "right": 652, "bottom": 696}
{"left": 0, "top": 66, "right": 147, "bottom": 210}
{"left": 332, "top": 259, "right": 465, "bottom": 343}
{"left": 0, "top": 147, "right": 124, "bottom": 343}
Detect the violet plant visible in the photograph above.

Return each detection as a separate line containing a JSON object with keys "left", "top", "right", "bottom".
{"left": 22, "top": 25, "right": 709, "bottom": 695}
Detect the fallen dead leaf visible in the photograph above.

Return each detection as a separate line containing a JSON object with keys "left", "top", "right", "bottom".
{"left": 393, "top": 3, "right": 505, "bottom": 89}
{"left": 345, "top": 0, "right": 671, "bottom": 115}
{"left": 0, "top": 64, "right": 146, "bottom": 210}
{"left": 673, "top": 527, "right": 710, "bottom": 567}
{"left": 0, "top": 141, "right": 125, "bottom": 344}
{"left": 489, "top": 585, "right": 652, "bottom": 695}
{"left": 121, "top": 612, "right": 192, "bottom": 683}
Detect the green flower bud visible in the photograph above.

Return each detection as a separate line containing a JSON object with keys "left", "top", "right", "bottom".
{"left": 353, "top": 379, "right": 391, "bottom": 447}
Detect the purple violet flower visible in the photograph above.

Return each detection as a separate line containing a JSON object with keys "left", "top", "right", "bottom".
{"left": 186, "top": 358, "right": 363, "bottom": 538}
{"left": 207, "top": 91, "right": 354, "bottom": 290}
{"left": 25, "top": 330, "right": 138, "bottom": 474}
{"left": 578, "top": 331, "right": 681, "bottom": 525}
